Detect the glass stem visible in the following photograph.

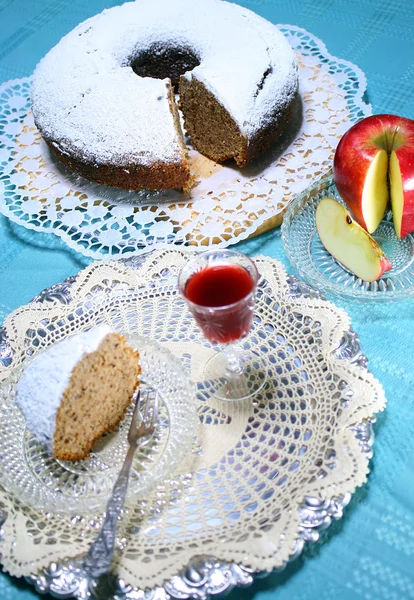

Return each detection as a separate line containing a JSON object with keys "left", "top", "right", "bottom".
{"left": 222, "top": 343, "right": 244, "bottom": 377}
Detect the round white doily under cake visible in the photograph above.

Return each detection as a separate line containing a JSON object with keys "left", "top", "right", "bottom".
{"left": 0, "top": 26, "right": 371, "bottom": 260}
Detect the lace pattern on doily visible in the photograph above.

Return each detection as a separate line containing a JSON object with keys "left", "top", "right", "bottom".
{"left": 0, "top": 26, "right": 371, "bottom": 259}
{"left": 0, "top": 251, "right": 385, "bottom": 590}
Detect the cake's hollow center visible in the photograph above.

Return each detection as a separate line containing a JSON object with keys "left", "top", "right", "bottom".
{"left": 130, "top": 43, "right": 201, "bottom": 85}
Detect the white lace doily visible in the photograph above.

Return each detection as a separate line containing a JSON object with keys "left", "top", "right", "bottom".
{"left": 0, "top": 26, "right": 371, "bottom": 260}
{"left": 0, "top": 251, "right": 385, "bottom": 589}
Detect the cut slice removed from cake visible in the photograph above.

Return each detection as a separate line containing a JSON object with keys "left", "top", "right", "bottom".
{"left": 15, "top": 325, "right": 141, "bottom": 461}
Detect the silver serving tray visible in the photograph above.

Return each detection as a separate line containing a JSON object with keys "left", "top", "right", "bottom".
{"left": 0, "top": 255, "right": 374, "bottom": 600}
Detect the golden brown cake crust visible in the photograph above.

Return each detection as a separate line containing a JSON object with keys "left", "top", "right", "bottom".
{"left": 241, "top": 90, "right": 300, "bottom": 166}
{"left": 47, "top": 140, "right": 190, "bottom": 191}
{"left": 41, "top": 83, "right": 191, "bottom": 191}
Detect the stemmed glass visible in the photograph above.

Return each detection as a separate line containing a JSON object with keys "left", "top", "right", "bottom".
{"left": 178, "top": 249, "right": 266, "bottom": 401}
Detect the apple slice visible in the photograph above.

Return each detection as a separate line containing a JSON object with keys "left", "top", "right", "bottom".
{"left": 390, "top": 149, "right": 414, "bottom": 239}
{"left": 361, "top": 149, "right": 388, "bottom": 233}
{"left": 316, "top": 197, "right": 392, "bottom": 282}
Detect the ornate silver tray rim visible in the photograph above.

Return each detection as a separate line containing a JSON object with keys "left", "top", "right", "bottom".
{"left": 0, "top": 254, "right": 375, "bottom": 600}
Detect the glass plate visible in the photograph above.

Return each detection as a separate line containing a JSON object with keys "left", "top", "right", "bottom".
{"left": 281, "top": 175, "right": 414, "bottom": 301}
{"left": 0, "top": 334, "right": 196, "bottom": 514}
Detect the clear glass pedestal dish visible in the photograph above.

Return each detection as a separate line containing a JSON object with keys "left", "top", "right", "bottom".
{"left": 281, "top": 175, "right": 414, "bottom": 302}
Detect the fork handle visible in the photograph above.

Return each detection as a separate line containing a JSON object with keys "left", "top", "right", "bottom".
{"left": 83, "top": 442, "right": 137, "bottom": 579}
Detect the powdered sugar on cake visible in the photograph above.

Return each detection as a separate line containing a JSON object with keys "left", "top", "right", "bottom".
{"left": 31, "top": 0, "right": 298, "bottom": 169}
{"left": 15, "top": 325, "right": 113, "bottom": 455}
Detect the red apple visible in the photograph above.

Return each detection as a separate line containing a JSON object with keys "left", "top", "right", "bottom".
{"left": 333, "top": 114, "right": 414, "bottom": 238}
{"left": 316, "top": 197, "right": 392, "bottom": 282}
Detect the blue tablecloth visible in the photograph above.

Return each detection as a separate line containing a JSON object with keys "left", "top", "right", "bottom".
{"left": 0, "top": 1, "right": 413, "bottom": 599}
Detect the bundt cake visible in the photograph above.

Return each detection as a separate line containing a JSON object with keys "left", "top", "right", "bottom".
{"left": 15, "top": 325, "right": 141, "bottom": 461}
{"left": 30, "top": 0, "right": 299, "bottom": 191}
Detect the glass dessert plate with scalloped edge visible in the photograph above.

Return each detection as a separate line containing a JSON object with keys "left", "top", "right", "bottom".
{"left": 281, "top": 175, "right": 414, "bottom": 301}
{"left": 0, "top": 333, "right": 197, "bottom": 514}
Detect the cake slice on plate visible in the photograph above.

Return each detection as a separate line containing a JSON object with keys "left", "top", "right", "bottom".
{"left": 15, "top": 325, "right": 141, "bottom": 461}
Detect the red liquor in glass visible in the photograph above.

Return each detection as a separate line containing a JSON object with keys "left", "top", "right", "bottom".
{"left": 178, "top": 249, "right": 266, "bottom": 401}
{"left": 184, "top": 263, "right": 255, "bottom": 343}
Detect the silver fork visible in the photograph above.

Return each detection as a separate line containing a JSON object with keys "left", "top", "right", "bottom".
{"left": 83, "top": 387, "right": 159, "bottom": 579}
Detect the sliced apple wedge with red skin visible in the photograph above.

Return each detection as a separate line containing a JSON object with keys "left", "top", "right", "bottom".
{"left": 390, "top": 145, "right": 414, "bottom": 238}
{"left": 333, "top": 114, "right": 414, "bottom": 238}
{"left": 316, "top": 197, "right": 392, "bottom": 282}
